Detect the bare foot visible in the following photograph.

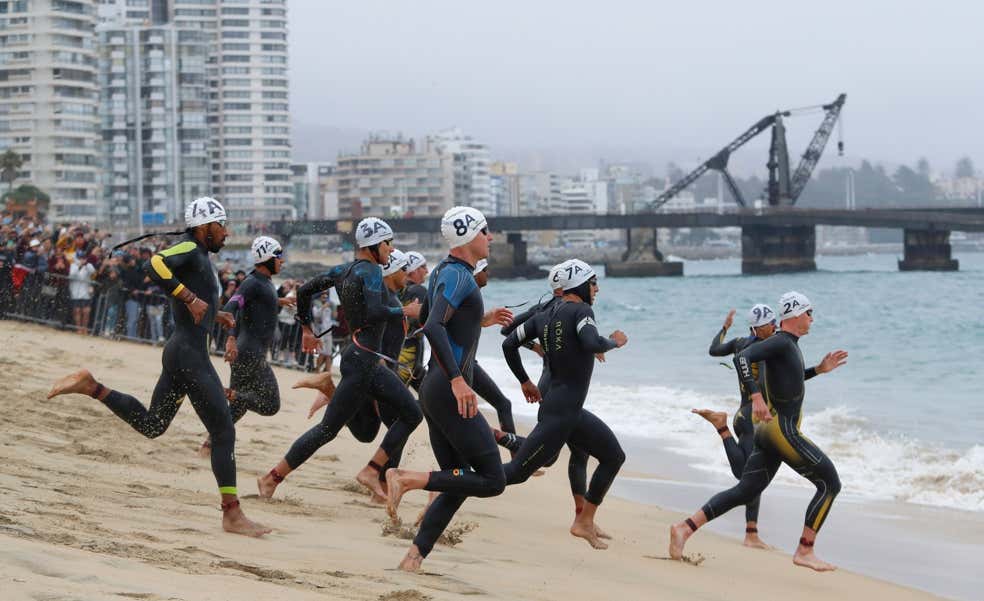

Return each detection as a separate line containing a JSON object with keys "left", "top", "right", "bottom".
{"left": 668, "top": 522, "right": 693, "bottom": 560}
{"left": 197, "top": 437, "right": 211, "bottom": 459}
{"left": 224, "top": 388, "right": 236, "bottom": 402}
{"left": 398, "top": 545, "right": 424, "bottom": 572}
{"left": 595, "top": 523, "right": 612, "bottom": 540}
{"left": 414, "top": 490, "right": 438, "bottom": 527}
{"left": 744, "top": 533, "right": 770, "bottom": 549}
{"left": 307, "top": 391, "right": 331, "bottom": 419}
{"left": 293, "top": 372, "right": 335, "bottom": 395}
{"left": 532, "top": 469, "right": 546, "bottom": 477}
{"left": 793, "top": 549, "right": 837, "bottom": 572}
{"left": 256, "top": 473, "right": 279, "bottom": 499}
{"left": 47, "top": 369, "right": 98, "bottom": 399}
{"left": 356, "top": 465, "right": 387, "bottom": 504}
{"left": 222, "top": 507, "right": 272, "bottom": 538}
{"left": 691, "top": 408, "right": 728, "bottom": 430}
{"left": 385, "top": 468, "right": 407, "bottom": 523}
{"left": 570, "top": 521, "right": 608, "bottom": 550}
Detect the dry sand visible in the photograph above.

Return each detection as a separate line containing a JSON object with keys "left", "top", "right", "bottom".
{"left": 0, "top": 321, "right": 942, "bottom": 601}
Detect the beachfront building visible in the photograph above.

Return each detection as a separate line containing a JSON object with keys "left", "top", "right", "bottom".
{"left": 97, "top": 24, "right": 210, "bottom": 228}
{"left": 490, "top": 161, "right": 520, "bottom": 216}
{"left": 426, "top": 127, "right": 494, "bottom": 215}
{"left": 0, "top": 0, "right": 102, "bottom": 220}
{"left": 290, "top": 162, "right": 334, "bottom": 220}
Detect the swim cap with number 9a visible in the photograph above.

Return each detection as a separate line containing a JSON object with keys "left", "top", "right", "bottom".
{"left": 554, "top": 259, "right": 596, "bottom": 291}
{"left": 441, "top": 206, "right": 487, "bottom": 248}
{"left": 747, "top": 303, "right": 776, "bottom": 328}
{"left": 355, "top": 217, "right": 393, "bottom": 248}
{"left": 185, "top": 197, "right": 227, "bottom": 228}
{"left": 251, "top": 236, "right": 282, "bottom": 264}
{"left": 778, "top": 291, "right": 812, "bottom": 320}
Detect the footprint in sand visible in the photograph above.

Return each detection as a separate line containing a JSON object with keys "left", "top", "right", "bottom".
{"left": 215, "top": 560, "right": 293, "bottom": 581}
{"left": 378, "top": 590, "right": 433, "bottom": 601}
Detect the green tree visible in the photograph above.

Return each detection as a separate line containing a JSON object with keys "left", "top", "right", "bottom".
{"left": 1, "top": 149, "right": 23, "bottom": 194}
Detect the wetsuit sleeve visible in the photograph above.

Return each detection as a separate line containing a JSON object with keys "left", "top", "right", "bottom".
{"left": 359, "top": 262, "right": 404, "bottom": 324}
{"left": 734, "top": 335, "right": 786, "bottom": 395}
{"left": 804, "top": 366, "right": 818, "bottom": 380}
{"left": 422, "top": 267, "right": 477, "bottom": 380}
{"left": 295, "top": 266, "right": 341, "bottom": 326}
{"left": 501, "top": 302, "right": 543, "bottom": 350}
{"left": 502, "top": 311, "right": 541, "bottom": 383}
{"left": 708, "top": 327, "right": 740, "bottom": 356}
{"left": 222, "top": 278, "right": 252, "bottom": 337}
{"left": 575, "top": 305, "right": 618, "bottom": 354}
{"left": 148, "top": 240, "right": 198, "bottom": 298}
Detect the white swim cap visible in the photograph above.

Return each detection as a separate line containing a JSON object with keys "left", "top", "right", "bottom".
{"left": 441, "top": 206, "right": 487, "bottom": 248}
{"left": 747, "top": 304, "right": 776, "bottom": 328}
{"left": 547, "top": 260, "right": 571, "bottom": 290}
{"left": 473, "top": 258, "right": 489, "bottom": 275}
{"left": 251, "top": 236, "right": 282, "bottom": 264}
{"left": 778, "top": 291, "right": 812, "bottom": 321}
{"left": 405, "top": 251, "right": 426, "bottom": 272}
{"left": 553, "top": 259, "right": 596, "bottom": 291}
{"left": 381, "top": 248, "right": 408, "bottom": 277}
{"left": 185, "top": 197, "right": 227, "bottom": 228}
{"left": 355, "top": 217, "right": 394, "bottom": 248}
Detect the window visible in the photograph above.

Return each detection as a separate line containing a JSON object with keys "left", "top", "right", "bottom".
{"left": 221, "top": 30, "right": 249, "bottom": 39}
{"left": 221, "top": 43, "right": 250, "bottom": 51}
{"left": 221, "top": 19, "right": 249, "bottom": 27}
{"left": 261, "top": 90, "right": 287, "bottom": 99}
{"left": 225, "top": 138, "right": 252, "bottom": 146}
{"left": 260, "top": 43, "right": 285, "bottom": 52}
{"left": 261, "top": 103, "right": 287, "bottom": 111}
{"left": 222, "top": 66, "right": 250, "bottom": 74}
{"left": 261, "top": 78, "right": 286, "bottom": 87}
{"left": 222, "top": 54, "right": 250, "bottom": 63}
{"left": 224, "top": 126, "right": 252, "bottom": 134}
{"left": 222, "top": 90, "right": 250, "bottom": 98}
{"left": 224, "top": 150, "right": 252, "bottom": 158}
{"left": 223, "top": 102, "right": 251, "bottom": 110}
{"left": 220, "top": 6, "right": 248, "bottom": 15}
{"left": 261, "top": 55, "right": 285, "bottom": 64}
{"left": 222, "top": 78, "right": 250, "bottom": 87}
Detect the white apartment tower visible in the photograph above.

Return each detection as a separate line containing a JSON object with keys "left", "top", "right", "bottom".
{"left": 428, "top": 127, "right": 494, "bottom": 215}
{"left": 0, "top": 0, "right": 102, "bottom": 220}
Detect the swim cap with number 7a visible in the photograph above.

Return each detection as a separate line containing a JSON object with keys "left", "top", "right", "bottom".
{"left": 441, "top": 206, "right": 487, "bottom": 248}
{"left": 355, "top": 217, "right": 394, "bottom": 248}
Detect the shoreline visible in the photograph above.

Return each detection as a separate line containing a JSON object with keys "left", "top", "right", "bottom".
{"left": 0, "top": 321, "right": 954, "bottom": 601}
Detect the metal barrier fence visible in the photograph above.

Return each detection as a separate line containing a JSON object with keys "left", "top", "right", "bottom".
{"left": 0, "top": 270, "right": 339, "bottom": 372}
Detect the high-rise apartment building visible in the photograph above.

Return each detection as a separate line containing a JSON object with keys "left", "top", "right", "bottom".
{"left": 290, "top": 162, "right": 334, "bottom": 220}
{"left": 335, "top": 135, "right": 453, "bottom": 220}
{"left": 490, "top": 161, "right": 520, "bottom": 216}
{"left": 98, "top": 25, "right": 209, "bottom": 227}
{"left": 427, "top": 127, "right": 493, "bottom": 215}
{"left": 0, "top": 0, "right": 102, "bottom": 220}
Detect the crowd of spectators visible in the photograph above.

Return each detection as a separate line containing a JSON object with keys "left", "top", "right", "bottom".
{"left": 0, "top": 208, "right": 339, "bottom": 370}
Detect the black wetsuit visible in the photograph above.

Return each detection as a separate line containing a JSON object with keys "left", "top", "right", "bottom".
{"left": 471, "top": 362, "right": 516, "bottom": 434}
{"left": 502, "top": 295, "right": 590, "bottom": 492}
{"left": 397, "top": 282, "right": 428, "bottom": 390}
{"left": 222, "top": 270, "right": 280, "bottom": 423}
{"left": 501, "top": 301, "right": 625, "bottom": 505}
{"left": 708, "top": 328, "right": 766, "bottom": 524}
{"left": 99, "top": 236, "right": 238, "bottom": 495}
{"left": 285, "top": 260, "right": 422, "bottom": 470}
{"left": 413, "top": 256, "right": 506, "bottom": 559}
{"left": 701, "top": 331, "right": 840, "bottom": 533}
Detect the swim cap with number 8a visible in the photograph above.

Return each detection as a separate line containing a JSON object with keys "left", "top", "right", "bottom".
{"left": 185, "top": 197, "right": 227, "bottom": 228}
{"left": 441, "top": 206, "right": 487, "bottom": 248}
{"left": 251, "top": 236, "right": 282, "bottom": 264}
{"left": 747, "top": 303, "right": 776, "bottom": 328}
{"left": 381, "top": 248, "right": 408, "bottom": 276}
{"left": 355, "top": 217, "right": 394, "bottom": 248}
{"left": 778, "top": 291, "right": 812, "bottom": 320}
{"left": 553, "top": 259, "right": 596, "bottom": 291}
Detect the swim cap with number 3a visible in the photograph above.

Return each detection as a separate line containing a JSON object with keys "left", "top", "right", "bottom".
{"left": 185, "top": 197, "right": 227, "bottom": 228}
{"left": 355, "top": 217, "right": 394, "bottom": 248}
{"left": 381, "top": 248, "right": 408, "bottom": 276}
{"left": 441, "top": 206, "right": 487, "bottom": 248}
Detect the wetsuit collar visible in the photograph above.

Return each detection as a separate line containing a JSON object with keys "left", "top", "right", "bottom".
{"left": 443, "top": 255, "right": 474, "bottom": 271}
{"left": 778, "top": 330, "right": 800, "bottom": 342}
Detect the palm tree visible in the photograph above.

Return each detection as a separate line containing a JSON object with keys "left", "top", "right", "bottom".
{"left": 1, "top": 148, "right": 23, "bottom": 195}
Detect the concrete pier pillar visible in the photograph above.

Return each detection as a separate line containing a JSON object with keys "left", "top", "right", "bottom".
{"left": 898, "top": 229, "right": 958, "bottom": 271}
{"left": 488, "top": 232, "right": 545, "bottom": 278}
{"left": 741, "top": 224, "right": 816, "bottom": 275}
{"left": 606, "top": 228, "right": 683, "bottom": 277}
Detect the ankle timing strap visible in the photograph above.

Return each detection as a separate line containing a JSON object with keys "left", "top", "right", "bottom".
{"left": 799, "top": 537, "right": 814, "bottom": 547}
{"left": 221, "top": 499, "right": 240, "bottom": 512}
{"left": 685, "top": 518, "right": 699, "bottom": 532}
{"left": 716, "top": 426, "right": 729, "bottom": 435}
{"left": 269, "top": 468, "right": 284, "bottom": 483}
{"left": 368, "top": 460, "right": 385, "bottom": 473}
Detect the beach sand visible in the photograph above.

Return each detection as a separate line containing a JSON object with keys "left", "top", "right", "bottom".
{"left": 0, "top": 321, "right": 943, "bottom": 601}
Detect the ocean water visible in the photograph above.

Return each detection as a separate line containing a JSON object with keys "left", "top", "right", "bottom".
{"left": 473, "top": 251, "right": 984, "bottom": 513}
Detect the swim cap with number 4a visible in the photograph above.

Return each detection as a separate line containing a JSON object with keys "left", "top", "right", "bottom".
{"left": 747, "top": 303, "right": 776, "bottom": 328}
{"left": 251, "top": 236, "right": 282, "bottom": 264}
{"left": 553, "top": 259, "right": 596, "bottom": 291}
{"left": 778, "top": 291, "right": 812, "bottom": 320}
{"left": 441, "top": 206, "right": 487, "bottom": 248}
{"left": 355, "top": 217, "right": 393, "bottom": 248}
{"left": 185, "top": 197, "right": 227, "bottom": 228}
{"left": 381, "top": 248, "right": 408, "bottom": 276}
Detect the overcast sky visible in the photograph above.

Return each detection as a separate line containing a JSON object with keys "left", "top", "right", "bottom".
{"left": 288, "top": 0, "right": 984, "bottom": 174}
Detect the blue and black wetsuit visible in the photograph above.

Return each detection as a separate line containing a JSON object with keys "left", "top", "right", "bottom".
{"left": 701, "top": 331, "right": 840, "bottom": 533}
{"left": 397, "top": 282, "right": 428, "bottom": 390}
{"left": 99, "top": 235, "right": 239, "bottom": 496}
{"left": 501, "top": 301, "right": 625, "bottom": 505}
{"left": 285, "top": 260, "right": 422, "bottom": 471}
{"left": 413, "top": 256, "right": 506, "bottom": 559}
{"left": 501, "top": 295, "right": 590, "bottom": 490}
{"left": 222, "top": 270, "right": 280, "bottom": 423}
{"left": 708, "top": 328, "right": 767, "bottom": 524}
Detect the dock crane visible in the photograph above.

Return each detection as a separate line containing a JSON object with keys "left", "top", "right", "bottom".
{"left": 651, "top": 93, "right": 846, "bottom": 209}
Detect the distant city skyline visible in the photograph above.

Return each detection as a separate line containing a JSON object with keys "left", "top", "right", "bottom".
{"left": 288, "top": 0, "right": 984, "bottom": 175}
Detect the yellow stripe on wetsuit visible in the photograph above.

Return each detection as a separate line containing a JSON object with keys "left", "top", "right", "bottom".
{"left": 152, "top": 241, "right": 196, "bottom": 297}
